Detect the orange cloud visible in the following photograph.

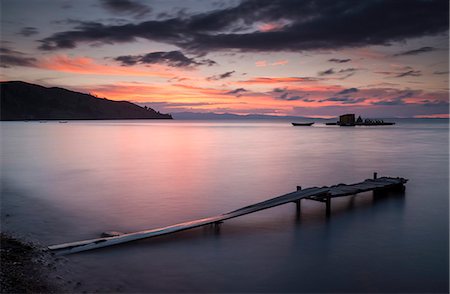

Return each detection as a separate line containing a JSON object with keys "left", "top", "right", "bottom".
{"left": 85, "top": 81, "right": 239, "bottom": 104}
{"left": 271, "top": 60, "right": 288, "bottom": 66}
{"left": 255, "top": 60, "right": 288, "bottom": 67}
{"left": 38, "top": 54, "right": 180, "bottom": 78}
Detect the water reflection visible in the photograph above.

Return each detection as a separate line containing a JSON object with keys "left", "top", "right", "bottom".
{"left": 0, "top": 120, "right": 448, "bottom": 293}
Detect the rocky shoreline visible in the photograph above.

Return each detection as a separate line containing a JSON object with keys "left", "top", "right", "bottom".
{"left": 0, "top": 233, "right": 72, "bottom": 293}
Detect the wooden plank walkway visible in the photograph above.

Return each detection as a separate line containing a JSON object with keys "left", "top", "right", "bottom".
{"left": 48, "top": 175, "right": 407, "bottom": 255}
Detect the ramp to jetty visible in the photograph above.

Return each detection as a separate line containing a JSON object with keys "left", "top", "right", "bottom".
{"left": 49, "top": 175, "right": 407, "bottom": 255}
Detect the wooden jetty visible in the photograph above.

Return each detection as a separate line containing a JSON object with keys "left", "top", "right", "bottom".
{"left": 48, "top": 174, "right": 407, "bottom": 255}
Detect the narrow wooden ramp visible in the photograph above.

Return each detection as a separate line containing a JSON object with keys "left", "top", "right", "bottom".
{"left": 48, "top": 176, "right": 407, "bottom": 255}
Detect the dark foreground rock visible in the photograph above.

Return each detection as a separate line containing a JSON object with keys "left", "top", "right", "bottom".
{"left": 0, "top": 233, "right": 65, "bottom": 293}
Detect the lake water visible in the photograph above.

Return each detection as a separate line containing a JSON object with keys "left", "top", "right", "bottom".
{"left": 1, "top": 119, "right": 448, "bottom": 293}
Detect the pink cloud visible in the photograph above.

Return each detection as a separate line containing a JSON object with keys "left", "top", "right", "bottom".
{"left": 255, "top": 60, "right": 267, "bottom": 67}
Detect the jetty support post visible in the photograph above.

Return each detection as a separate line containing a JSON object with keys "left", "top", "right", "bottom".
{"left": 325, "top": 193, "right": 331, "bottom": 217}
{"left": 393, "top": 182, "right": 406, "bottom": 193}
{"left": 213, "top": 221, "right": 223, "bottom": 233}
{"left": 296, "top": 186, "right": 302, "bottom": 213}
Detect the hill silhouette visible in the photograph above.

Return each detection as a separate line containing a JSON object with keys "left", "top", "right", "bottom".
{"left": 0, "top": 81, "right": 172, "bottom": 120}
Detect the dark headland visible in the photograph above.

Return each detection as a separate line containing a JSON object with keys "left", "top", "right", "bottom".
{"left": 0, "top": 81, "right": 172, "bottom": 121}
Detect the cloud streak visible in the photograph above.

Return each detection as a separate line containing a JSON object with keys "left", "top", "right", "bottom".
{"left": 328, "top": 58, "right": 351, "bottom": 63}
{"left": 206, "top": 70, "right": 235, "bottom": 81}
{"left": 393, "top": 46, "right": 436, "bottom": 56}
{"left": 18, "top": 27, "right": 39, "bottom": 37}
{"left": 115, "top": 51, "right": 216, "bottom": 68}
{"left": 0, "top": 47, "right": 36, "bottom": 68}
{"left": 395, "top": 70, "right": 422, "bottom": 78}
{"left": 226, "top": 88, "right": 247, "bottom": 96}
{"left": 337, "top": 88, "right": 358, "bottom": 95}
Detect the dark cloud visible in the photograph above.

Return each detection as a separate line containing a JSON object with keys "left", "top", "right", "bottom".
{"left": 337, "top": 88, "right": 359, "bottom": 95}
{"left": 115, "top": 51, "right": 216, "bottom": 68}
{"left": 318, "top": 68, "right": 335, "bottom": 76}
{"left": 226, "top": 88, "right": 247, "bottom": 96}
{"left": 328, "top": 58, "right": 351, "bottom": 63}
{"left": 333, "top": 68, "right": 359, "bottom": 79}
{"left": 302, "top": 98, "right": 315, "bottom": 102}
{"left": 372, "top": 99, "right": 405, "bottom": 106}
{"left": 393, "top": 46, "right": 436, "bottom": 56}
{"left": 318, "top": 68, "right": 357, "bottom": 78}
{"left": 375, "top": 71, "right": 395, "bottom": 76}
{"left": 338, "top": 68, "right": 357, "bottom": 73}
{"left": 273, "top": 87, "right": 286, "bottom": 92}
{"left": 320, "top": 97, "right": 366, "bottom": 104}
{"left": 0, "top": 47, "right": 17, "bottom": 54}
{"left": 395, "top": 92, "right": 414, "bottom": 99}
{"left": 18, "top": 27, "right": 39, "bottom": 37}
{"left": 433, "top": 70, "right": 449, "bottom": 75}
{"left": 395, "top": 70, "right": 422, "bottom": 77}
{"left": 277, "top": 92, "right": 303, "bottom": 101}
{"left": 38, "top": 0, "right": 449, "bottom": 52}
{"left": 0, "top": 47, "right": 36, "bottom": 68}
{"left": 375, "top": 67, "right": 421, "bottom": 77}
{"left": 99, "top": 0, "right": 151, "bottom": 17}
{"left": 420, "top": 100, "right": 449, "bottom": 107}
{"left": 0, "top": 55, "right": 36, "bottom": 68}
{"left": 207, "top": 70, "right": 235, "bottom": 81}
{"left": 371, "top": 92, "right": 413, "bottom": 105}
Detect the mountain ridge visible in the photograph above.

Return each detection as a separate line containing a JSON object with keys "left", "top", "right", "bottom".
{"left": 0, "top": 81, "right": 172, "bottom": 120}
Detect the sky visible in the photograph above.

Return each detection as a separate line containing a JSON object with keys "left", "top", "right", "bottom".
{"left": 1, "top": 0, "right": 449, "bottom": 118}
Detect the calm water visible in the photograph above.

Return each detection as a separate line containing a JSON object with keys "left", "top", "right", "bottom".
{"left": 1, "top": 119, "right": 448, "bottom": 293}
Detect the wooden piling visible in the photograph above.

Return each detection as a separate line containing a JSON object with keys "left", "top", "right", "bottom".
{"left": 325, "top": 194, "right": 331, "bottom": 217}
{"left": 296, "top": 186, "right": 302, "bottom": 213}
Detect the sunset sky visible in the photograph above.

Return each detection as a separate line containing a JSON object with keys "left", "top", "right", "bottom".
{"left": 1, "top": 0, "right": 449, "bottom": 118}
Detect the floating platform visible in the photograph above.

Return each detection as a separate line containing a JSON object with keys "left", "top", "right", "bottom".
{"left": 48, "top": 174, "right": 407, "bottom": 255}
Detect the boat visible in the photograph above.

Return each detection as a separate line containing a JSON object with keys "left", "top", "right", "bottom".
{"left": 292, "top": 122, "right": 314, "bottom": 126}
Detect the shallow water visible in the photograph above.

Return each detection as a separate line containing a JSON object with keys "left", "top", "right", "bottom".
{"left": 1, "top": 119, "right": 448, "bottom": 293}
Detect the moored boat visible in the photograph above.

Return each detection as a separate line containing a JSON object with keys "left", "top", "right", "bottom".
{"left": 292, "top": 122, "right": 314, "bottom": 126}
